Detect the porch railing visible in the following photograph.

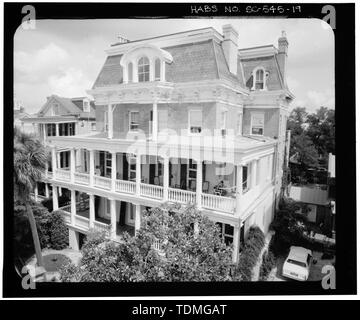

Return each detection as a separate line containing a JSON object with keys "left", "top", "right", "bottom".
{"left": 74, "top": 172, "right": 90, "bottom": 185}
{"left": 201, "top": 193, "right": 236, "bottom": 214}
{"left": 94, "top": 176, "right": 111, "bottom": 190}
{"left": 93, "top": 220, "right": 110, "bottom": 235}
{"left": 115, "top": 179, "right": 136, "bottom": 194}
{"left": 140, "top": 183, "right": 164, "bottom": 200}
{"left": 168, "top": 187, "right": 196, "bottom": 204}
{"left": 55, "top": 169, "right": 70, "bottom": 182}
{"left": 59, "top": 209, "right": 71, "bottom": 224}
{"left": 75, "top": 215, "right": 90, "bottom": 230}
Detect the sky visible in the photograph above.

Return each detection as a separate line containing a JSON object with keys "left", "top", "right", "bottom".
{"left": 14, "top": 18, "right": 335, "bottom": 115}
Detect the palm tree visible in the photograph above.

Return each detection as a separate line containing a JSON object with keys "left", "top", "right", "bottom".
{"left": 14, "top": 127, "right": 48, "bottom": 268}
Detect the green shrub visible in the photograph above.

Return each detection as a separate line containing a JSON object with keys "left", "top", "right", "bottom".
{"left": 48, "top": 211, "right": 69, "bottom": 249}
{"left": 259, "top": 249, "right": 276, "bottom": 280}
{"left": 235, "top": 226, "right": 265, "bottom": 281}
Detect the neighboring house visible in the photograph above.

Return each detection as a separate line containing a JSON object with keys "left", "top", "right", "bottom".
{"left": 14, "top": 97, "right": 36, "bottom": 135}
{"left": 46, "top": 25, "right": 294, "bottom": 262}
{"left": 288, "top": 153, "right": 336, "bottom": 238}
{"left": 21, "top": 95, "right": 96, "bottom": 202}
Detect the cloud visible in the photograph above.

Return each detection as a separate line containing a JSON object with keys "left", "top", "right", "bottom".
{"left": 48, "top": 67, "right": 92, "bottom": 97}
{"left": 14, "top": 43, "right": 69, "bottom": 82}
{"left": 307, "top": 90, "right": 334, "bottom": 109}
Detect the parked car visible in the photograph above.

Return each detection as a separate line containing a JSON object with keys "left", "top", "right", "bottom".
{"left": 282, "top": 246, "right": 312, "bottom": 281}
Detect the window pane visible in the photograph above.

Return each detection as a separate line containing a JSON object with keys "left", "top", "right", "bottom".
{"left": 155, "top": 58, "right": 161, "bottom": 80}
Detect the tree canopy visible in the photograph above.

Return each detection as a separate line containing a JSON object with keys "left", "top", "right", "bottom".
{"left": 61, "top": 203, "right": 237, "bottom": 282}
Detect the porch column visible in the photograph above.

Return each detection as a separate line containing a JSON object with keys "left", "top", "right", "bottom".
{"left": 163, "top": 156, "right": 169, "bottom": 201}
{"left": 152, "top": 101, "right": 158, "bottom": 141}
{"left": 89, "top": 149, "right": 95, "bottom": 187}
{"left": 236, "top": 164, "right": 243, "bottom": 216}
{"left": 55, "top": 123, "right": 59, "bottom": 136}
{"left": 111, "top": 151, "right": 117, "bottom": 192}
{"left": 251, "top": 159, "right": 258, "bottom": 189}
{"left": 52, "top": 185, "right": 58, "bottom": 210}
{"left": 70, "top": 148, "right": 76, "bottom": 183}
{"left": 136, "top": 154, "right": 141, "bottom": 196}
{"left": 110, "top": 198, "right": 116, "bottom": 240}
{"left": 34, "top": 182, "right": 38, "bottom": 202}
{"left": 51, "top": 146, "right": 57, "bottom": 179}
{"left": 89, "top": 193, "right": 95, "bottom": 228}
{"left": 232, "top": 225, "right": 241, "bottom": 263}
{"left": 196, "top": 159, "right": 203, "bottom": 208}
{"left": 57, "top": 153, "right": 61, "bottom": 169}
{"left": 42, "top": 124, "right": 46, "bottom": 143}
{"left": 45, "top": 183, "right": 49, "bottom": 198}
{"left": 135, "top": 204, "right": 141, "bottom": 235}
{"left": 108, "top": 104, "right": 113, "bottom": 139}
{"left": 70, "top": 190, "right": 76, "bottom": 226}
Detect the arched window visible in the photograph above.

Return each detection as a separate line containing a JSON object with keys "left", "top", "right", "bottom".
{"left": 155, "top": 58, "right": 161, "bottom": 81}
{"left": 128, "top": 62, "right": 133, "bottom": 83}
{"left": 255, "top": 69, "right": 265, "bottom": 90}
{"left": 138, "top": 56, "right": 150, "bottom": 82}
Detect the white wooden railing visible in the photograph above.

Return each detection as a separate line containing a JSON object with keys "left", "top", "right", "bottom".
{"left": 55, "top": 169, "right": 70, "bottom": 182}
{"left": 59, "top": 210, "right": 71, "bottom": 224}
{"left": 201, "top": 193, "right": 236, "bottom": 214}
{"left": 93, "top": 220, "right": 110, "bottom": 235}
{"left": 140, "top": 183, "right": 164, "bottom": 199}
{"left": 168, "top": 188, "right": 196, "bottom": 204}
{"left": 94, "top": 176, "right": 111, "bottom": 190}
{"left": 74, "top": 172, "right": 90, "bottom": 185}
{"left": 115, "top": 179, "right": 136, "bottom": 194}
{"left": 75, "top": 215, "right": 90, "bottom": 229}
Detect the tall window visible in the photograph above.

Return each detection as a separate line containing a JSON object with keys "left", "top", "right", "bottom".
{"left": 47, "top": 124, "right": 56, "bottom": 136}
{"left": 251, "top": 113, "right": 264, "bottom": 135}
{"left": 255, "top": 69, "right": 265, "bottom": 90}
{"left": 128, "top": 62, "right": 133, "bottom": 83}
{"left": 216, "top": 223, "right": 234, "bottom": 246}
{"left": 155, "top": 58, "right": 161, "bottom": 81}
{"left": 138, "top": 57, "right": 150, "bottom": 82}
{"left": 188, "top": 159, "right": 197, "bottom": 190}
{"left": 189, "top": 110, "right": 202, "bottom": 134}
{"left": 83, "top": 100, "right": 90, "bottom": 112}
{"left": 128, "top": 155, "right": 137, "bottom": 181}
{"left": 242, "top": 165, "right": 250, "bottom": 193}
{"left": 129, "top": 111, "right": 140, "bottom": 131}
{"left": 105, "top": 152, "right": 112, "bottom": 177}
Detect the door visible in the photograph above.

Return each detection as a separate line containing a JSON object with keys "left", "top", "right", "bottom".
{"left": 180, "top": 160, "right": 187, "bottom": 189}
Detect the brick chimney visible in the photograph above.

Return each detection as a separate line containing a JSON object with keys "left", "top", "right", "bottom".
{"left": 278, "top": 31, "right": 289, "bottom": 86}
{"left": 221, "top": 24, "right": 238, "bottom": 75}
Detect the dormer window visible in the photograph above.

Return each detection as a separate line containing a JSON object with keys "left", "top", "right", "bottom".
{"left": 155, "top": 58, "right": 161, "bottom": 81}
{"left": 138, "top": 56, "right": 150, "bottom": 82}
{"left": 128, "top": 62, "right": 133, "bottom": 82}
{"left": 252, "top": 67, "right": 268, "bottom": 90}
{"left": 120, "top": 44, "right": 173, "bottom": 84}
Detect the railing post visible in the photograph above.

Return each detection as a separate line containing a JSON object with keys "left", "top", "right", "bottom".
{"left": 55, "top": 123, "right": 59, "bottom": 136}
{"left": 51, "top": 146, "right": 57, "bottom": 179}
{"left": 232, "top": 225, "right": 241, "bottom": 263}
{"left": 196, "top": 159, "right": 203, "bottom": 209}
{"left": 70, "top": 190, "right": 76, "bottom": 226}
{"left": 110, "top": 198, "right": 116, "bottom": 240}
{"left": 89, "top": 149, "right": 95, "bottom": 187}
{"left": 236, "top": 164, "right": 243, "bottom": 216}
{"left": 163, "top": 156, "right": 169, "bottom": 201}
{"left": 70, "top": 148, "right": 75, "bottom": 183}
{"left": 111, "top": 151, "right": 117, "bottom": 192}
{"left": 135, "top": 204, "right": 141, "bottom": 236}
{"left": 52, "top": 185, "right": 58, "bottom": 210}
{"left": 136, "top": 154, "right": 141, "bottom": 196}
{"left": 89, "top": 193, "right": 95, "bottom": 228}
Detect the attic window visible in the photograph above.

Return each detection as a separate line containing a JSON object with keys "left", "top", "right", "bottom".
{"left": 138, "top": 57, "right": 150, "bottom": 82}
{"left": 252, "top": 67, "right": 268, "bottom": 91}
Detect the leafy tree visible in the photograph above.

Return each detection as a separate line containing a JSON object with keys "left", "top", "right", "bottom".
{"left": 287, "top": 107, "right": 308, "bottom": 136}
{"left": 290, "top": 132, "right": 319, "bottom": 168}
{"left": 14, "top": 127, "right": 48, "bottom": 268}
{"left": 61, "top": 203, "right": 235, "bottom": 282}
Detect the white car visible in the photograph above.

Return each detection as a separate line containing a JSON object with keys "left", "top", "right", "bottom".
{"left": 282, "top": 246, "right": 312, "bottom": 281}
